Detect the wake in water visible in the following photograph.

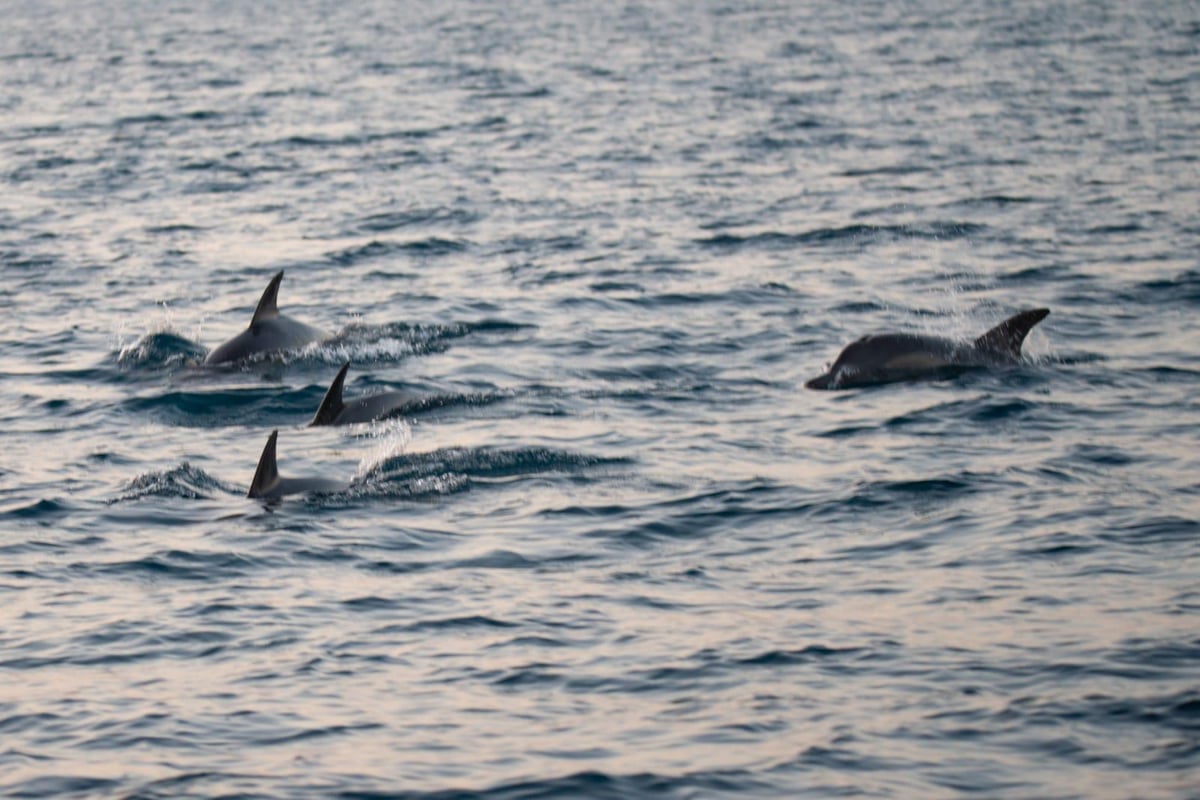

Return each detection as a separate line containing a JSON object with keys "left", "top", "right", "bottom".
{"left": 116, "top": 331, "right": 208, "bottom": 369}
{"left": 351, "top": 435, "right": 628, "bottom": 501}
{"left": 114, "top": 320, "right": 480, "bottom": 372}
{"left": 112, "top": 462, "right": 240, "bottom": 502}
{"left": 109, "top": 416, "right": 621, "bottom": 506}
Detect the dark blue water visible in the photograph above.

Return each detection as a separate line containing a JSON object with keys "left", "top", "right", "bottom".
{"left": 3, "top": 1, "right": 1199, "bottom": 797}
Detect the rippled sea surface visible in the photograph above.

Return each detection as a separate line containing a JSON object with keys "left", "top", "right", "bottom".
{"left": 3, "top": 1, "right": 1199, "bottom": 797}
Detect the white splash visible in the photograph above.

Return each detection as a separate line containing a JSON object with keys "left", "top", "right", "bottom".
{"left": 354, "top": 418, "right": 414, "bottom": 480}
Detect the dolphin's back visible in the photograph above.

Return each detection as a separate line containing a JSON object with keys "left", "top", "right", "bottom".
{"left": 339, "top": 391, "right": 416, "bottom": 424}
{"left": 206, "top": 316, "right": 328, "bottom": 365}
{"left": 205, "top": 270, "right": 330, "bottom": 365}
{"left": 272, "top": 475, "right": 345, "bottom": 498}
{"left": 248, "top": 429, "right": 345, "bottom": 500}
{"left": 310, "top": 362, "right": 415, "bottom": 426}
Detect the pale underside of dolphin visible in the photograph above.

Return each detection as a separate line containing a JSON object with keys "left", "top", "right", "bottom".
{"left": 309, "top": 362, "right": 417, "bottom": 426}
{"left": 805, "top": 308, "right": 1049, "bottom": 390}
{"left": 205, "top": 270, "right": 331, "bottom": 365}
{"left": 247, "top": 430, "right": 346, "bottom": 500}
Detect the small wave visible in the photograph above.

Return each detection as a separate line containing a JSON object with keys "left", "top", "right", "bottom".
{"left": 884, "top": 396, "right": 1049, "bottom": 430}
{"left": 393, "top": 614, "right": 518, "bottom": 633}
{"left": 144, "top": 223, "right": 208, "bottom": 235}
{"left": 695, "top": 222, "right": 985, "bottom": 250}
{"left": 571, "top": 481, "right": 808, "bottom": 547}
{"left": 0, "top": 497, "right": 75, "bottom": 521}
{"left": 1021, "top": 688, "right": 1200, "bottom": 742}
{"left": 269, "top": 128, "right": 440, "bottom": 149}
{"left": 402, "top": 390, "right": 513, "bottom": 418}
{"left": 116, "top": 331, "right": 207, "bottom": 369}
{"left": 112, "top": 463, "right": 233, "bottom": 502}
{"left": 0, "top": 778, "right": 121, "bottom": 798}
{"left": 465, "top": 769, "right": 768, "bottom": 800}
{"left": 356, "top": 207, "right": 480, "bottom": 233}
{"left": 91, "top": 550, "right": 265, "bottom": 583}
{"left": 1102, "top": 516, "right": 1199, "bottom": 546}
{"left": 324, "top": 237, "right": 468, "bottom": 266}
{"left": 840, "top": 164, "right": 934, "bottom": 177}
{"left": 493, "top": 233, "right": 587, "bottom": 257}
{"left": 551, "top": 643, "right": 873, "bottom": 695}
{"left": 314, "top": 321, "right": 472, "bottom": 364}
{"left": 1131, "top": 269, "right": 1200, "bottom": 306}
{"left": 354, "top": 446, "right": 625, "bottom": 499}
{"left": 119, "top": 385, "right": 319, "bottom": 428}
{"left": 293, "top": 318, "right": 527, "bottom": 367}
{"left": 944, "top": 194, "right": 1039, "bottom": 209}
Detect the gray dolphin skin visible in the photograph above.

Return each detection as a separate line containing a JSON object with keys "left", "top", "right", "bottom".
{"left": 805, "top": 308, "right": 1049, "bottom": 390}
{"left": 309, "top": 362, "right": 416, "bottom": 426}
{"left": 247, "top": 430, "right": 346, "bottom": 500}
{"left": 204, "top": 270, "right": 331, "bottom": 365}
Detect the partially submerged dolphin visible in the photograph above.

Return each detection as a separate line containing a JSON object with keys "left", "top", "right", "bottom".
{"left": 205, "top": 270, "right": 331, "bottom": 365}
{"left": 806, "top": 308, "right": 1049, "bottom": 390}
{"left": 247, "top": 430, "right": 346, "bottom": 500}
{"left": 309, "top": 362, "right": 416, "bottom": 426}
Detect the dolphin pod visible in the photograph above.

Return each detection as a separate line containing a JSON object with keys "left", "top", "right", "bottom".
{"left": 805, "top": 308, "right": 1049, "bottom": 390}
{"left": 190, "top": 270, "right": 1052, "bottom": 498}
{"left": 204, "top": 270, "right": 330, "bottom": 365}
{"left": 195, "top": 271, "right": 394, "bottom": 498}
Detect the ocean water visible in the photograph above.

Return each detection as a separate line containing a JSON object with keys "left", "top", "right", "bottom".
{"left": 2, "top": 0, "right": 1199, "bottom": 797}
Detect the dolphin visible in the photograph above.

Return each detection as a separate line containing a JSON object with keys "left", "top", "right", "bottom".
{"left": 309, "top": 362, "right": 417, "bottom": 426}
{"left": 805, "top": 308, "right": 1049, "bottom": 390}
{"left": 247, "top": 430, "right": 346, "bottom": 500}
{"left": 205, "top": 270, "right": 331, "bottom": 365}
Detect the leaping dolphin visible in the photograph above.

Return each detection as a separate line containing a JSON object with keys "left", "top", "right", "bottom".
{"left": 205, "top": 270, "right": 331, "bottom": 365}
{"left": 805, "top": 308, "right": 1049, "bottom": 390}
{"left": 247, "top": 430, "right": 346, "bottom": 500}
{"left": 309, "top": 362, "right": 417, "bottom": 426}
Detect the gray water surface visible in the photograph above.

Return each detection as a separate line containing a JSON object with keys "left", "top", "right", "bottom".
{"left": 2, "top": 1, "right": 1198, "bottom": 797}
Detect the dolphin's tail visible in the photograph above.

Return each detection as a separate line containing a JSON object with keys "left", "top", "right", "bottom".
{"left": 248, "top": 430, "right": 281, "bottom": 498}
{"left": 974, "top": 308, "right": 1049, "bottom": 361}
{"left": 309, "top": 362, "right": 350, "bottom": 426}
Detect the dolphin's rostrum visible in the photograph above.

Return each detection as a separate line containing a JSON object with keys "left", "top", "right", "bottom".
{"left": 806, "top": 308, "right": 1049, "bottom": 390}
{"left": 309, "top": 362, "right": 417, "bottom": 426}
{"left": 205, "top": 270, "right": 331, "bottom": 365}
{"left": 247, "top": 430, "right": 346, "bottom": 500}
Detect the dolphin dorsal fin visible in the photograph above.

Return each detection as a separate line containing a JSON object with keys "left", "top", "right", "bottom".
{"left": 309, "top": 363, "right": 350, "bottom": 426}
{"left": 250, "top": 270, "right": 285, "bottom": 327}
{"left": 974, "top": 308, "right": 1050, "bottom": 359}
{"left": 247, "top": 430, "right": 281, "bottom": 498}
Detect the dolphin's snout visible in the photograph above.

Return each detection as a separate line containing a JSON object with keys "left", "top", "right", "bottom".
{"left": 805, "top": 372, "right": 834, "bottom": 390}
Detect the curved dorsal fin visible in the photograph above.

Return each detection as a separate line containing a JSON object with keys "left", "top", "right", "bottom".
{"left": 974, "top": 308, "right": 1050, "bottom": 359}
{"left": 309, "top": 362, "right": 350, "bottom": 426}
{"left": 247, "top": 430, "right": 281, "bottom": 498}
{"left": 250, "top": 270, "right": 285, "bottom": 327}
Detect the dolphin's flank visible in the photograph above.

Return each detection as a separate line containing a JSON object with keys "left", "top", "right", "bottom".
{"left": 806, "top": 308, "right": 1049, "bottom": 390}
